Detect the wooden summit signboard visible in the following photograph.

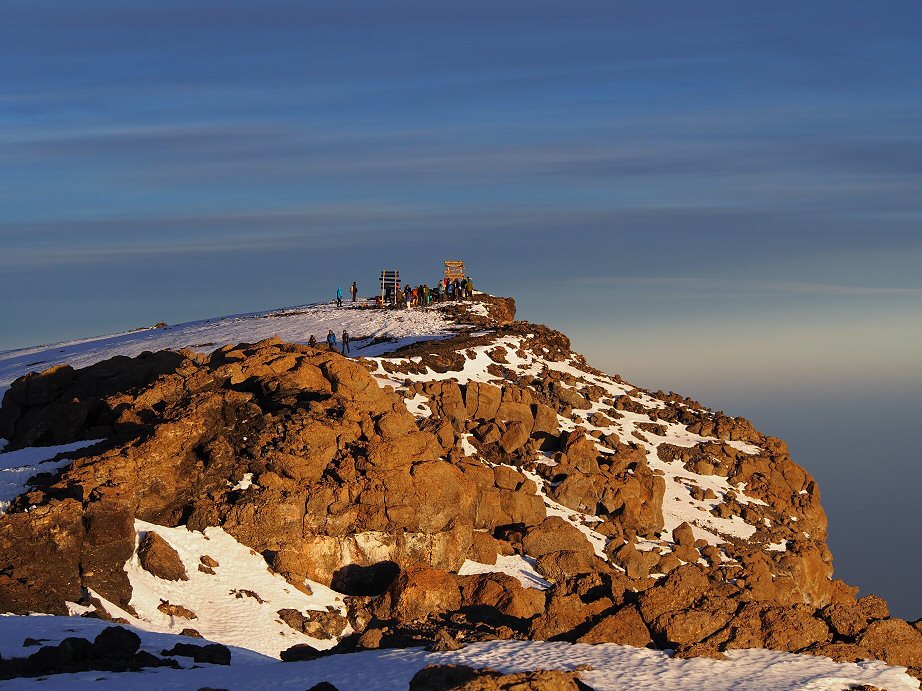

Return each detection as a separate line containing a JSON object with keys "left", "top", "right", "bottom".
{"left": 380, "top": 270, "right": 399, "bottom": 303}
{"left": 444, "top": 260, "right": 465, "bottom": 280}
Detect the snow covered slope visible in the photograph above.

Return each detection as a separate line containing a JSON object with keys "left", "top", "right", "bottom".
{"left": 0, "top": 616, "right": 916, "bottom": 690}
{"left": 0, "top": 300, "right": 458, "bottom": 389}
{"left": 93, "top": 520, "right": 350, "bottom": 657}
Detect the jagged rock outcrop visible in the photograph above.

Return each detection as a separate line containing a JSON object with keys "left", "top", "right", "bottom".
{"left": 1, "top": 295, "right": 919, "bottom": 682}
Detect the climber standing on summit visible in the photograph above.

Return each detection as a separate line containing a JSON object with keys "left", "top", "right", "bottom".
{"left": 341, "top": 330, "right": 351, "bottom": 355}
{"left": 336, "top": 286, "right": 343, "bottom": 307}
{"left": 326, "top": 329, "right": 337, "bottom": 350}
{"left": 351, "top": 281, "right": 358, "bottom": 303}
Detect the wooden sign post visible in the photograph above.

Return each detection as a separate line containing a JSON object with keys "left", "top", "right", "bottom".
{"left": 380, "top": 270, "right": 400, "bottom": 304}
{"left": 444, "top": 260, "right": 465, "bottom": 280}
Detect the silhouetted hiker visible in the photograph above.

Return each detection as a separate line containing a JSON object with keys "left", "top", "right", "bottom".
{"left": 341, "top": 330, "right": 350, "bottom": 355}
{"left": 308, "top": 334, "right": 317, "bottom": 348}
{"left": 351, "top": 281, "right": 358, "bottom": 303}
{"left": 327, "top": 330, "right": 337, "bottom": 350}
{"left": 336, "top": 286, "right": 343, "bottom": 307}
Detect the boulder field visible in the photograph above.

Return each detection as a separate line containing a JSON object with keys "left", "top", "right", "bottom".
{"left": 0, "top": 296, "right": 919, "bottom": 683}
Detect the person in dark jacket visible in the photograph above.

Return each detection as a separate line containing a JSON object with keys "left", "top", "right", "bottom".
{"left": 308, "top": 334, "right": 317, "bottom": 348}
{"left": 326, "top": 330, "right": 337, "bottom": 350}
{"left": 351, "top": 281, "right": 358, "bottom": 302}
{"left": 341, "top": 330, "right": 350, "bottom": 355}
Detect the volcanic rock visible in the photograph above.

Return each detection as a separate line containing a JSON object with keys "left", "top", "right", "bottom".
{"left": 376, "top": 566, "right": 461, "bottom": 622}
{"left": 137, "top": 531, "right": 188, "bottom": 581}
{"left": 576, "top": 604, "right": 652, "bottom": 647}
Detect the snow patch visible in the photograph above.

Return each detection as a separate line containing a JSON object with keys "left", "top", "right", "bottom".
{"left": 0, "top": 440, "right": 102, "bottom": 514}
{"left": 120, "top": 520, "right": 349, "bottom": 657}
{"left": 458, "top": 554, "right": 552, "bottom": 590}
{"left": 403, "top": 393, "right": 432, "bottom": 418}
{"left": 231, "top": 473, "right": 254, "bottom": 491}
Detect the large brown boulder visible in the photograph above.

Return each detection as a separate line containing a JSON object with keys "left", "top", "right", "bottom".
{"left": 465, "top": 382, "right": 502, "bottom": 420}
{"left": 272, "top": 525, "right": 474, "bottom": 590}
{"left": 655, "top": 598, "right": 737, "bottom": 647}
{"left": 638, "top": 565, "right": 711, "bottom": 625}
{"left": 859, "top": 619, "right": 922, "bottom": 669}
{"left": 499, "top": 420, "right": 530, "bottom": 453}
{"left": 561, "top": 432, "right": 600, "bottom": 474}
{"left": 458, "top": 573, "right": 546, "bottom": 620}
{"left": 531, "top": 403, "right": 559, "bottom": 437}
{"left": 137, "top": 531, "right": 188, "bottom": 581}
{"left": 495, "top": 401, "right": 534, "bottom": 429}
{"left": 577, "top": 604, "right": 652, "bottom": 647}
{"left": 375, "top": 410, "right": 418, "bottom": 439}
{"left": 549, "top": 459, "right": 665, "bottom": 537}
{"left": 423, "top": 381, "right": 467, "bottom": 427}
{"left": 364, "top": 430, "right": 443, "bottom": 469}
{"left": 522, "top": 517, "right": 594, "bottom": 560}
{"left": 535, "top": 550, "right": 598, "bottom": 581}
{"left": 529, "top": 590, "right": 610, "bottom": 641}
{"left": 760, "top": 605, "right": 831, "bottom": 651}
{"left": 0, "top": 500, "right": 86, "bottom": 614}
{"left": 319, "top": 357, "right": 387, "bottom": 409}
{"left": 474, "top": 486, "right": 546, "bottom": 529}
{"left": 376, "top": 566, "right": 461, "bottom": 623}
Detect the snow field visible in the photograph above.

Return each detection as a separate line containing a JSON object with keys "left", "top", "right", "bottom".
{"left": 0, "top": 616, "right": 916, "bottom": 691}
{"left": 0, "top": 301, "right": 461, "bottom": 388}
{"left": 98, "top": 520, "right": 349, "bottom": 658}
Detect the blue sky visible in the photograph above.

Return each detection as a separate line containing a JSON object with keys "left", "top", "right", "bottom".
{"left": 1, "top": 1, "right": 921, "bottom": 613}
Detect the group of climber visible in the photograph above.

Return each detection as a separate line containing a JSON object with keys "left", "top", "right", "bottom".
{"left": 316, "top": 273, "right": 475, "bottom": 356}
{"left": 401, "top": 276, "right": 474, "bottom": 307}
{"left": 307, "top": 329, "right": 351, "bottom": 355}
{"left": 337, "top": 276, "right": 474, "bottom": 309}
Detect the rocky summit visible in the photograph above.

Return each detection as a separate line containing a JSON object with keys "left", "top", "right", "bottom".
{"left": 1, "top": 294, "right": 920, "bottom": 686}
